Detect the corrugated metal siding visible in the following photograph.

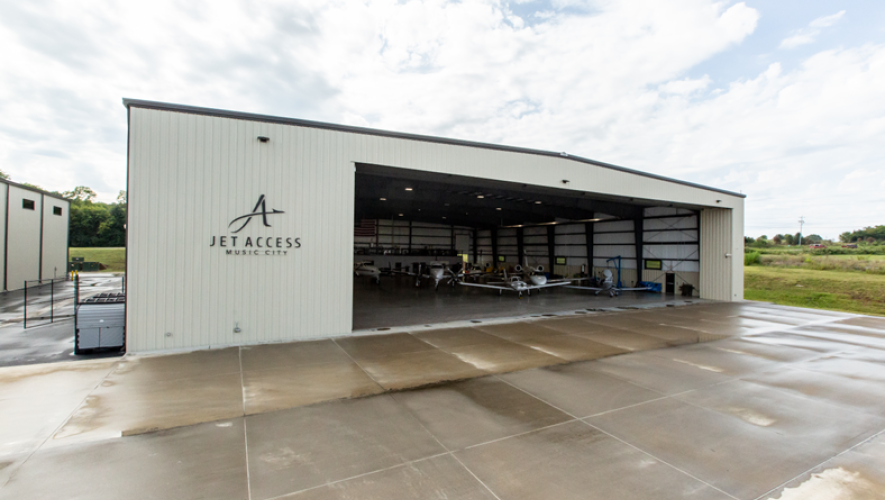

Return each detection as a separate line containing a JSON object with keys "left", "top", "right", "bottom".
{"left": 128, "top": 106, "right": 744, "bottom": 352}
{"left": 0, "top": 185, "right": 6, "bottom": 288}
{"left": 699, "top": 208, "right": 736, "bottom": 301}
{"left": 41, "top": 198, "right": 69, "bottom": 280}
{"left": 7, "top": 187, "right": 42, "bottom": 288}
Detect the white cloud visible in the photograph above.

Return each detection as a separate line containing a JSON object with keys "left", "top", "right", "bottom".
{"left": 0, "top": 1, "right": 880, "bottom": 238}
{"left": 810, "top": 10, "right": 845, "bottom": 28}
{"left": 780, "top": 10, "right": 845, "bottom": 49}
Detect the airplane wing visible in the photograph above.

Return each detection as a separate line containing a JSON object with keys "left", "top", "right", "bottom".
{"left": 528, "top": 281, "right": 574, "bottom": 290}
{"left": 617, "top": 286, "right": 655, "bottom": 291}
{"left": 564, "top": 285, "right": 604, "bottom": 291}
{"left": 457, "top": 282, "right": 511, "bottom": 291}
{"left": 545, "top": 277, "right": 588, "bottom": 284}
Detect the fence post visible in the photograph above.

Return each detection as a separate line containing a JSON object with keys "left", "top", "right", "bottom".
{"left": 23, "top": 281, "right": 27, "bottom": 329}
{"left": 50, "top": 279, "right": 54, "bottom": 323}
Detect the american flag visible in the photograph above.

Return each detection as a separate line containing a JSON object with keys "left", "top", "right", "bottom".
{"left": 354, "top": 219, "right": 377, "bottom": 237}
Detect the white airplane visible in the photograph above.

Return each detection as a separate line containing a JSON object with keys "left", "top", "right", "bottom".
{"left": 512, "top": 259, "right": 575, "bottom": 289}
{"left": 354, "top": 262, "right": 383, "bottom": 284}
{"left": 565, "top": 269, "right": 654, "bottom": 297}
{"left": 458, "top": 269, "right": 576, "bottom": 298}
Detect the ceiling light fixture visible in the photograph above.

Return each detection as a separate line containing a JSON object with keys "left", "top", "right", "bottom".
{"left": 477, "top": 195, "right": 484, "bottom": 199}
{"left": 535, "top": 201, "right": 542, "bottom": 205}
{"left": 405, "top": 187, "right": 413, "bottom": 191}
{"left": 496, "top": 208, "right": 502, "bottom": 211}
{"left": 379, "top": 198, "right": 387, "bottom": 201}
{"left": 398, "top": 213, "right": 404, "bottom": 216}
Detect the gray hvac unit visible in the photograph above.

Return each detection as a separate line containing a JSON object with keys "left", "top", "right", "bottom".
{"left": 75, "top": 293, "right": 126, "bottom": 353}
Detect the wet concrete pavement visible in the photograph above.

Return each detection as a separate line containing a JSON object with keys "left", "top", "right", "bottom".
{"left": 0, "top": 274, "right": 125, "bottom": 367}
{"left": 1, "top": 302, "right": 884, "bottom": 499}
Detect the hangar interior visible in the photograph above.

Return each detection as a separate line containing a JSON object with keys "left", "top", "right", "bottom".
{"left": 353, "top": 164, "right": 702, "bottom": 330}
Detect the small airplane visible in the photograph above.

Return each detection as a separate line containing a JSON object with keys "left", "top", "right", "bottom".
{"left": 457, "top": 269, "right": 575, "bottom": 298}
{"left": 354, "top": 262, "right": 383, "bottom": 284}
{"left": 565, "top": 269, "right": 654, "bottom": 297}
{"left": 512, "top": 260, "right": 575, "bottom": 289}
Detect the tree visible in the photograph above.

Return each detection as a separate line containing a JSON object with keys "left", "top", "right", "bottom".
{"left": 772, "top": 234, "right": 783, "bottom": 245}
{"left": 69, "top": 204, "right": 111, "bottom": 246}
{"left": 117, "top": 190, "right": 127, "bottom": 204}
{"left": 0, "top": 170, "right": 8, "bottom": 180}
{"left": 22, "top": 183, "right": 44, "bottom": 191}
{"left": 840, "top": 232, "right": 851, "bottom": 243}
{"left": 63, "top": 186, "right": 98, "bottom": 203}
{"left": 97, "top": 203, "right": 126, "bottom": 246}
{"left": 805, "top": 234, "right": 823, "bottom": 244}
{"left": 784, "top": 234, "right": 794, "bottom": 245}
{"left": 744, "top": 236, "right": 755, "bottom": 245}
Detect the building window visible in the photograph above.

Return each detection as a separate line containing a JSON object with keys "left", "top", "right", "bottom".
{"left": 53, "top": 206, "right": 63, "bottom": 216}
{"left": 23, "top": 199, "right": 35, "bottom": 210}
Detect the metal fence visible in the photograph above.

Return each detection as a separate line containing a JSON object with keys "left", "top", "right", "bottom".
{"left": 22, "top": 277, "right": 74, "bottom": 329}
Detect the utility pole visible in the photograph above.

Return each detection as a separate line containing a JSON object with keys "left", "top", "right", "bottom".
{"left": 798, "top": 216, "right": 805, "bottom": 246}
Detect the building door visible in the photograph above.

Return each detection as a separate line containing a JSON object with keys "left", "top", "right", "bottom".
{"left": 665, "top": 273, "right": 676, "bottom": 294}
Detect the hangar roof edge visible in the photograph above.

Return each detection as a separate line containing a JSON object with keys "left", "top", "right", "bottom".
{"left": 1, "top": 178, "right": 70, "bottom": 202}
{"left": 123, "top": 98, "right": 746, "bottom": 199}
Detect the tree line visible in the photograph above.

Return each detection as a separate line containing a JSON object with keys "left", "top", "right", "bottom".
{"left": 840, "top": 226, "right": 885, "bottom": 243}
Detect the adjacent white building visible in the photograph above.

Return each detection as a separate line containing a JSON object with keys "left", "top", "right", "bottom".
{"left": 124, "top": 99, "right": 745, "bottom": 354}
{"left": 0, "top": 180, "right": 70, "bottom": 291}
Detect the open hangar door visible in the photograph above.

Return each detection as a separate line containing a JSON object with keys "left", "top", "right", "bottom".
{"left": 352, "top": 164, "right": 702, "bottom": 331}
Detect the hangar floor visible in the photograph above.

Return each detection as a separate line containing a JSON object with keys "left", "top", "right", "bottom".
{"left": 353, "top": 275, "right": 693, "bottom": 331}
{"left": 2, "top": 302, "right": 884, "bottom": 499}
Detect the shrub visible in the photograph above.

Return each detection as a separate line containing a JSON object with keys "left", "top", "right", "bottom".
{"left": 745, "top": 252, "right": 762, "bottom": 266}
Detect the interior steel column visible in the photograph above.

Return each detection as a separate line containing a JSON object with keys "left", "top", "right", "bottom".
{"left": 546, "top": 225, "right": 555, "bottom": 275}
{"left": 516, "top": 227, "right": 524, "bottom": 266}
{"left": 472, "top": 228, "right": 478, "bottom": 263}
{"left": 491, "top": 228, "right": 499, "bottom": 267}
{"left": 584, "top": 222, "right": 594, "bottom": 276}
{"left": 634, "top": 216, "right": 644, "bottom": 284}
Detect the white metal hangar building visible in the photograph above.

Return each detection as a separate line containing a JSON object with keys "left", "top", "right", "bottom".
{"left": 0, "top": 179, "right": 70, "bottom": 291}
{"left": 124, "top": 99, "right": 745, "bottom": 354}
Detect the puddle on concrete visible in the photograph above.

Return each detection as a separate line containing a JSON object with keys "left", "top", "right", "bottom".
{"left": 727, "top": 406, "right": 776, "bottom": 427}
{"left": 768, "top": 467, "right": 881, "bottom": 500}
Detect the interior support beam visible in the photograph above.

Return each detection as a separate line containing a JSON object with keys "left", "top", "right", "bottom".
{"left": 516, "top": 227, "right": 524, "bottom": 267}
{"left": 546, "top": 225, "right": 555, "bottom": 275}
{"left": 634, "top": 216, "right": 644, "bottom": 284}
{"left": 491, "top": 228, "right": 499, "bottom": 268}
{"left": 585, "top": 222, "right": 594, "bottom": 274}
{"left": 472, "top": 228, "right": 478, "bottom": 263}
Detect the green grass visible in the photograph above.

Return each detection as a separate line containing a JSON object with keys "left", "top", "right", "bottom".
{"left": 69, "top": 247, "right": 125, "bottom": 272}
{"left": 744, "top": 266, "right": 885, "bottom": 317}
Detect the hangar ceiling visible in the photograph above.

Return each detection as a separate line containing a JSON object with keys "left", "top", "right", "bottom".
{"left": 354, "top": 163, "right": 683, "bottom": 229}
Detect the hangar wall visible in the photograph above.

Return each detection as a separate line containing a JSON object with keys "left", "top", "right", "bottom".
{"left": 126, "top": 102, "right": 744, "bottom": 353}
{"left": 1, "top": 182, "right": 70, "bottom": 291}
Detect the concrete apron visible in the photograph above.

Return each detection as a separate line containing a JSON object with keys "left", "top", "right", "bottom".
{"left": 0, "top": 303, "right": 857, "bottom": 449}
{"left": 0, "top": 302, "right": 884, "bottom": 498}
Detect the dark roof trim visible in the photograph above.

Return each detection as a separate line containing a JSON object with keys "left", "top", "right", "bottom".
{"left": 123, "top": 98, "right": 746, "bottom": 199}
{"left": 0, "top": 178, "right": 70, "bottom": 202}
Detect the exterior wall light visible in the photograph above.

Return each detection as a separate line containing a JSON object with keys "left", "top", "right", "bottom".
{"left": 257, "top": 136, "right": 270, "bottom": 143}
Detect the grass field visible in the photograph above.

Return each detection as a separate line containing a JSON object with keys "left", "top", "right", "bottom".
{"left": 745, "top": 265, "right": 885, "bottom": 317}
{"left": 69, "top": 247, "right": 125, "bottom": 272}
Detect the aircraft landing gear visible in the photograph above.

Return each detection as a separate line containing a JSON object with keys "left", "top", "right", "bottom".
{"left": 609, "top": 290, "right": 616, "bottom": 298}
{"left": 499, "top": 289, "right": 503, "bottom": 296}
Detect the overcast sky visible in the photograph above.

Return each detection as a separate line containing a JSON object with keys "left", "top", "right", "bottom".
{"left": 2, "top": 0, "right": 883, "bottom": 239}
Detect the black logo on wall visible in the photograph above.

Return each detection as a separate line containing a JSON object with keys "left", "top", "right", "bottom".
{"left": 210, "top": 195, "right": 301, "bottom": 256}
{"left": 228, "top": 195, "right": 284, "bottom": 233}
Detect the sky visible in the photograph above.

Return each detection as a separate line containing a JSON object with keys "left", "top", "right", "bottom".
{"left": 1, "top": 0, "right": 883, "bottom": 240}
